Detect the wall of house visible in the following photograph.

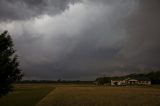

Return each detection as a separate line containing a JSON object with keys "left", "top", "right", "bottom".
{"left": 138, "top": 81, "right": 151, "bottom": 85}
{"left": 111, "top": 80, "right": 126, "bottom": 86}
{"left": 111, "top": 79, "right": 151, "bottom": 86}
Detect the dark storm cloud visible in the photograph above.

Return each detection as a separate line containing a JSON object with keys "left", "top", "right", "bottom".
{"left": 117, "top": 0, "right": 160, "bottom": 70}
{"left": 0, "top": 0, "right": 79, "bottom": 21}
{"left": 1, "top": 0, "right": 159, "bottom": 80}
{"left": 18, "top": 0, "right": 137, "bottom": 80}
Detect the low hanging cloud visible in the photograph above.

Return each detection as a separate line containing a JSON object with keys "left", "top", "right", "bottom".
{"left": 0, "top": 0, "right": 79, "bottom": 21}
{"left": 0, "top": 0, "right": 159, "bottom": 80}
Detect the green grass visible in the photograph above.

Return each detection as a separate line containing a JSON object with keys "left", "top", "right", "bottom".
{"left": 37, "top": 86, "right": 160, "bottom": 106}
{"left": 0, "top": 84, "right": 54, "bottom": 106}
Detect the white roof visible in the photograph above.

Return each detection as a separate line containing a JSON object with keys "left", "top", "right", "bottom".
{"left": 128, "top": 79, "right": 138, "bottom": 81}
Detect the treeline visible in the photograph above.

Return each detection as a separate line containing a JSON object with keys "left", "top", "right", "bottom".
{"left": 17, "top": 80, "right": 93, "bottom": 84}
{"left": 17, "top": 71, "right": 160, "bottom": 85}
{"left": 95, "top": 71, "right": 160, "bottom": 85}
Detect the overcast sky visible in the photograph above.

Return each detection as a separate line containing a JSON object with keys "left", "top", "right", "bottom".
{"left": 0, "top": 0, "right": 160, "bottom": 80}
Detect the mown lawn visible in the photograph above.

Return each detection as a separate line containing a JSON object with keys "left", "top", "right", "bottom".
{"left": 37, "top": 86, "right": 160, "bottom": 106}
{"left": 0, "top": 84, "right": 54, "bottom": 106}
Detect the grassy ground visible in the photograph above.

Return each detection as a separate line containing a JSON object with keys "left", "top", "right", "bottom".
{"left": 1, "top": 84, "right": 160, "bottom": 106}
{"left": 0, "top": 84, "right": 54, "bottom": 106}
{"left": 37, "top": 86, "right": 160, "bottom": 106}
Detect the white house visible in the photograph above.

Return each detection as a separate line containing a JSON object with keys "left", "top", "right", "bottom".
{"left": 111, "top": 77, "right": 151, "bottom": 86}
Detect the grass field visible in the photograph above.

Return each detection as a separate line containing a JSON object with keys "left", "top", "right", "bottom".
{"left": 37, "top": 86, "right": 160, "bottom": 106}
{"left": 0, "top": 84, "right": 160, "bottom": 106}
{"left": 0, "top": 84, "right": 54, "bottom": 106}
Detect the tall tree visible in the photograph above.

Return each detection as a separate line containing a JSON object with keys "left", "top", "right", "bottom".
{"left": 0, "top": 31, "right": 23, "bottom": 97}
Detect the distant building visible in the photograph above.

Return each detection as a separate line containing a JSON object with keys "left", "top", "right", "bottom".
{"left": 111, "top": 77, "right": 151, "bottom": 86}
{"left": 111, "top": 78, "right": 126, "bottom": 86}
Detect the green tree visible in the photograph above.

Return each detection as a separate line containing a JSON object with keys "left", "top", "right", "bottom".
{"left": 0, "top": 31, "right": 23, "bottom": 97}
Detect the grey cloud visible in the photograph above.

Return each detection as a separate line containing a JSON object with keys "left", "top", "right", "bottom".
{"left": 0, "top": 0, "right": 79, "bottom": 21}
{"left": 18, "top": 0, "right": 136, "bottom": 80}
{"left": 1, "top": 0, "right": 159, "bottom": 80}
{"left": 117, "top": 0, "right": 160, "bottom": 70}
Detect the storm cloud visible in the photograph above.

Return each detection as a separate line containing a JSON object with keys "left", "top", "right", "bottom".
{"left": 0, "top": 0, "right": 159, "bottom": 80}
{"left": 117, "top": 0, "right": 160, "bottom": 70}
{"left": 0, "top": 0, "right": 79, "bottom": 21}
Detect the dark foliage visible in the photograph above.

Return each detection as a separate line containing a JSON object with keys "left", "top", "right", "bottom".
{"left": 18, "top": 80, "right": 93, "bottom": 84}
{"left": 95, "top": 77, "right": 111, "bottom": 85}
{"left": 0, "top": 31, "right": 23, "bottom": 97}
{"left": 146, "top": 71, "right": 160, "bottom": 84}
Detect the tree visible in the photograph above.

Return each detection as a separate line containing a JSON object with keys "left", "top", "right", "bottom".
{"left": 0, "top": 31, "right": 23, "bottom": 97}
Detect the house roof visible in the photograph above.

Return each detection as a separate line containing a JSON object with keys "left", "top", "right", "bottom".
{"left": 111, "top": 77, "right": 126, "bottom": 81}
{"left": 111, "top": 77, "right": 150, "bottom": 81}
{"left": 128, "top": 79, "right": 138, "bottom": 81}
